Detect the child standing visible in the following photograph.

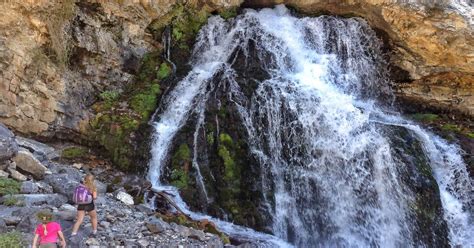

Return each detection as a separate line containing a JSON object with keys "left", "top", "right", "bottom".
{"left": 32, "top": 210, "right": 66, "bottom": 248}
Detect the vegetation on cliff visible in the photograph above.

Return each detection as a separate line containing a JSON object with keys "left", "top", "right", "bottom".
{"left": 88, "top": 3, "right": 229, "bottom": 171}
{"left": 90, "top": 51, "right": 169, "bottom": 171}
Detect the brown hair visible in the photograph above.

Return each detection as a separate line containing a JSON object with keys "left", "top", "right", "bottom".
{"left": 84, "top": 174, "right": 97, "bottom": 193}
{"left": 36, "top": 210, "right": 53, "bottom": 236}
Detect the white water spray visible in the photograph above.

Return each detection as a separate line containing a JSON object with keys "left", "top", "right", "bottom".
{"left": 148, "top": 5, "right": 473, "bottom": 247}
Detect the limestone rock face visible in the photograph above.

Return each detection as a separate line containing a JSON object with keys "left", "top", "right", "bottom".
{"left": 0, "top": 0, "right": 243, "bottom": 137}
{"left": 395, "top": 72, "right": 474, "bottom": 116}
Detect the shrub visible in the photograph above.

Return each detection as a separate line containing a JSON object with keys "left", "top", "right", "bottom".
{"left": 441, "top": 124, "right": 461, "bottom": 132}
{"left": 130, "top": 84, "right": 161, "bottom": 120}
{"left": 100, "top": 90, "right": 120, "bottom": 102}
{"left": 0, "top": 178, "right": 20, "bottom": 196}
{"left": 3, "top": 195, "right": 21, "bottom": 206}
{"left": 0, "top": 231, "right": 23, "bottom": 248}
{"left": 157, "top": 62, "right": 171, "bottom": 80}
{"left": 61, "top": 146, "right": 88, "bottom": 159}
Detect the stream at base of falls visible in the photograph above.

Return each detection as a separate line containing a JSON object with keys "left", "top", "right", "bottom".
{"left": 147, "top": 5, "right": 473, "bottom": 248}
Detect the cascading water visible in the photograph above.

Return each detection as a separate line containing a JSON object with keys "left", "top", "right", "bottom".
{"left": 148, "top": 5, "right": 473, "bottom": 247}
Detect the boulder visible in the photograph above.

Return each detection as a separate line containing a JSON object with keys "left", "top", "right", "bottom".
{"left": 2, "top": 216, "right": 21, "bottom": 226}
{"left": 56, "top": 166, "right": 83, "bottom": 182}
{"left": 145, "top": 216, "right": 170, "bottom": 234}
{"left": 95, "top": 180, "right": 107, "bottom": 194}
{"left": 0, "top": 170, "right": 8, "bottom": 178}
{"left": 7, "top": 194, "right": 67, "bottom": 207}
{"left": 15, "top": 137, "right": 59, "bottom": 162}
{"left": 44, "top": 173, "right": 79, "bottom": 202}
{"left": 12, "top": 150, "right": 48, "bottom": 179}
{"left": 0, "top": 123, "right": 18, "bottom": 163}
{"left": 20, "top": 181, "right": 39, "bottom": 194}
{"left": 13, "top": 206, "right": 42, "bottom": 232}
{"left": 8, "top": 168, "right": 27, "bottom": 181}
{"left": 56, "top": 204, "right": 77, "bottom": 221}
{"left": 115, "top": 191, "right": 134, "bottom": 205}
{"left": 36, "top": 181, "right": 53, "bottom": 194}
{"left": 188, "top": 228, "right": 206, "bottom": 241}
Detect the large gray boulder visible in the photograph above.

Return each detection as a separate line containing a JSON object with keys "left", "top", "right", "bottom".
{"left": 15, "top": 137, "right": 59, "bottom": 162}
{"left": 5, "top": 194, "right": 67, "bottom": 208}
{"left": 44, "top": 173, "right": 79, "bottom": 203}
{"left": 12, "top": 150, "right": 48, "bottom": 179}
{"left": 0, "top": 123, "right": 18, "bottom": 163}
{"left": 20, "top": 181, "right": 39, "bottom": 194}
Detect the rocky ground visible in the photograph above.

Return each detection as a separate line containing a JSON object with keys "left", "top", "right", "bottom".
{"left": 0, "top": 123, "right": 247, "bottom": 247}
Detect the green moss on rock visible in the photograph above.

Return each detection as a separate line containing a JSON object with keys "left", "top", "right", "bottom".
{"left": 410, "top": 113, "right": 439, "bottom": 122}
{"left": 89, "top": 51, "right": 168, "bottom": 171}
{"left": 218, "top": 145, "right": 236, "bottom": 180}
{"left": 61, "top": 146, "right": 88, "bottom": 159}
{"left": 441, "top": 124, "right": 462, "bottom": 132}
{"left": 218, "top": 7, "right": 238, "bottom": 20}
{"left": 170, "top": 144, "right": 191, "bottom": 189}
{"left": 157, "top": 62, "right": 172, "bottom": 80}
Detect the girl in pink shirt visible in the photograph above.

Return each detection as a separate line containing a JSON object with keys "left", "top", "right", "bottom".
{"left": 32, "top": 210, "right": 66, "bottom": 248}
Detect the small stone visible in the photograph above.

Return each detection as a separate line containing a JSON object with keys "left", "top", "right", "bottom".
{"left": 0, "top": 170, "right": 8, "bottom": 178}
{"left": 59, "top": 203, "right": 76, "bottom": 211}
{"left": 72, "top": 163, "right": 83, "bottom": 169}
{"left": 8, "top": 168, "right": 27, "bottom": 181}
{"left": 137, "top": 239, "right": 149, "bottom": 247}
{"left": 188, "top": 229, "right": 206, "bottom": 241}
{"left": 100, "top": 221, "right": 110, "bottom": 228}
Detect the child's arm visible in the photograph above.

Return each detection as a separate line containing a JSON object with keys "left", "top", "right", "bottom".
{"left": 93, "top": 191, "right": 97, "bottom": 200}
{"left": 32, "top": 234, "right": 39, "bottom": 248}
{"left": 58, "top": 230, "right": 67, "bottom": 248}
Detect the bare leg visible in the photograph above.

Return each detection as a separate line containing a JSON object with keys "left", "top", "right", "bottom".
{"left": 71, "top": 210, "right": 85, "bottom": 234}
{"left": 89, "top": 210, "right": 98, "bottom": 233}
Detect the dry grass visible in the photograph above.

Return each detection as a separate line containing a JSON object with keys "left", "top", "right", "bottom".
{"left": 45, "top": 0, "right": 76, "bottom": 68}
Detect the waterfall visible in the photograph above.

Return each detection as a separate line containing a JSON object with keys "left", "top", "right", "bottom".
{"left": 148, "top": 5, "right": 473, "bottom": 247}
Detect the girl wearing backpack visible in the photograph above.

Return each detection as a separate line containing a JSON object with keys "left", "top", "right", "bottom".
{"left": 32, "top": 210, "right": 67, "bottom": 248}
{"left": 71, "top": 174, "right": 98, "bottom": 236}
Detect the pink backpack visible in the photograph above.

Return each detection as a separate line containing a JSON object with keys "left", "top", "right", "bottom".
{"left": 73, "top": 184, "right": 93, "bottom": 205}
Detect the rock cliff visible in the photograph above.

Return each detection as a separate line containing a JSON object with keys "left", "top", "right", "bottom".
{"left": 0, "top": 0, "right": 242, "bottom": 137}
{"left": 0, "top": 0, "right": 472, "bottom": 159}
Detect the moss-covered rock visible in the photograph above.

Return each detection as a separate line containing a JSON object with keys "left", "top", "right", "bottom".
{"left": 218, "top": 7, "right": 238, "bottom": 20}
{"left": 170, "top": 144, "right": 191, "bottom": 189}
{"left": 156, "top": 213, "right": 230, "bottom": 244}
{"left": 61, "top": 146, "right": 88, "bottom": 160}
{"left": 89, "top": 51, "right": 169, "bottom": 171}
